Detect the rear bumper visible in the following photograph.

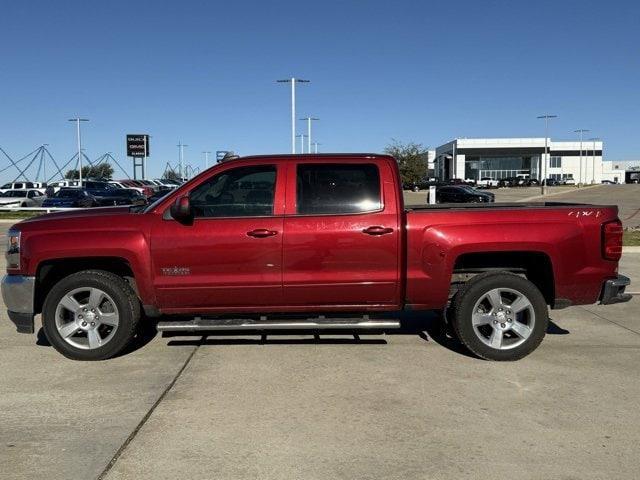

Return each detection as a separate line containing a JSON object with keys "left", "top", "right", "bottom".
{"left": 1, "top": 275, "right": 35, "bottom": 333}
{"left": 600, "top": 275, "right": 632, "bottom": 305}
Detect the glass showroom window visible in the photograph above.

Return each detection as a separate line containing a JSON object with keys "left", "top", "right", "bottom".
{"left": 550, "top": 156, "right": 562, "bottom": 168}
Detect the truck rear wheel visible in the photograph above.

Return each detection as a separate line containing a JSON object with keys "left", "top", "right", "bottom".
{"left": 450, "top": 272, "right": 548, "bottom": 361}
{"left": 42, "top": 270, "right": 140, "bottom": 361}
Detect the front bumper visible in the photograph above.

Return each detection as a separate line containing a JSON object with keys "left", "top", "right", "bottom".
{"left": 600, "top": 275, "right": 632, "bottom": 305}
{"left": 1, "top": 275, "right": 35, "bottom": 333}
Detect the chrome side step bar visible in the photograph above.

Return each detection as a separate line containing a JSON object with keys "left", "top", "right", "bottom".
{"left": 157, "top": 315, "right": 400, "bottom": 332}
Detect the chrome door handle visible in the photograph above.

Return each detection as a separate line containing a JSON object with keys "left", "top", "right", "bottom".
{"left": 362, "top": 226, "right": 394, "bottom": 236}
{"left": 247, "top": 229, "right": 278, "bottom": 238}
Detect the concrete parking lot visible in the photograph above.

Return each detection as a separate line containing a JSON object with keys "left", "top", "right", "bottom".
{"left": 1, "top": 223, "right": 639, "bottom": 479}
{"left": 404, "top": 184, "right": 640, "bottom": 228}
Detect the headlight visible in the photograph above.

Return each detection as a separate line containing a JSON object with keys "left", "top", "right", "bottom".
{"left": 6, "top": 229, "right": 20, "bottom": 270}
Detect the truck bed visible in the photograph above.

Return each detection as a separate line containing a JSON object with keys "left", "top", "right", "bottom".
{"left": 405, "top": 201, "right": 595, "bottom": 211}
{"left": 403, "top": 201, "right": 620, "bottom": 310}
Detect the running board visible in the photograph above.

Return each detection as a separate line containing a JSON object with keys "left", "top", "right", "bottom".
{"left": 156, "top": 316, "right": 400, "bottom": 332}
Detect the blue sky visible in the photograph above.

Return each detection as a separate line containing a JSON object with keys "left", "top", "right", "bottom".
{"left": 0, "top": 0, "right": 638, "bottom": 182}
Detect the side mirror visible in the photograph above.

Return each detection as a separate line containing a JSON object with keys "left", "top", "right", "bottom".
{"left": 170, "top": 195, "right": 192, "bottom": 222}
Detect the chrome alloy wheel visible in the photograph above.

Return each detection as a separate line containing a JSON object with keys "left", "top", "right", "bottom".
{"left": 54, "top": 287, "right": 120, "bottom": 350}
{"left": 471, "top": 287, "right": 535, "bottom": 350}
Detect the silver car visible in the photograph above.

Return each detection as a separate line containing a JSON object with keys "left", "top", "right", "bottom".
{"left": 0, "top": 189, "right": 46, "bottom": 208}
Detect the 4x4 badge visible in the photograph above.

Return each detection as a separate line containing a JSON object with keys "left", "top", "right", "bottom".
{"left": 161, "top": 267, "right": 191, "bottom": 276}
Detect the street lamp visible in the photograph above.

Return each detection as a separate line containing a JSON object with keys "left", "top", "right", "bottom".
{"left": 300, "top": 117, "right": 319, "bottom": 154}
{"left": 296, "top": 134, "right": 308, "bottom": 154}
{"left": 277, "top": 78, "right": 310, "bottom": 153}
{"left": 537, "top": 114, "right": 557, "bottom": 194}
{"left": 574, "top": 129, "right": 589, "bottom": 186}
{"left": 68, "top": 118, "right": 89, "bottom": 187}
{"left": 177, "top": 142, "right": 188, "bottom": 180}
{"left": 589, "top": 138, "right": 600, "bottom": 184}
{"left": 202, "top": 151, "right": 211, "bottom": 169}
{"left": 312, "top": 142, "right": 321, "bottom": 154}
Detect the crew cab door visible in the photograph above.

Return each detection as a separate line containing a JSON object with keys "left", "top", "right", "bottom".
{"left": 282, "top": 159, "right": 401, "bottom": 307}
{"left": 150, "top": 162, "right": 285, "bottom": 311}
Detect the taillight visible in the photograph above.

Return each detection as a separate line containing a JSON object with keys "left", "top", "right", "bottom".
{"left": 602, "top": 220, "right": 623, "bottom": 261}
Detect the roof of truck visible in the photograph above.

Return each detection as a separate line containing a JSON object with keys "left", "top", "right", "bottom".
{"left": 240, "top": 153, "right": 389, "bottom": 159}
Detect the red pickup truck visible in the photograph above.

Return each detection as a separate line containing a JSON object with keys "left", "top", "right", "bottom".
{"left": 2, "top": 154, "right": 631, "bottom": 361}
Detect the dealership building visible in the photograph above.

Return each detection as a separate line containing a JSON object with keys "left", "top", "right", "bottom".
{"left": 434, "top": 137, "right": 625, "bottom": 183}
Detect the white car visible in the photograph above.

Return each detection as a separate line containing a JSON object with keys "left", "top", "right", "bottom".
{"left": 49, "top": 180, "right": 79, "bottom": 193}
{"left": 0, "top": 189, "right": 46, "bottom": 207}
{"left": 564, "top": 178, "right": 576, "bottom": 185}
{"left": 476, "top": 177, "right": 500, "bottom": 189}
{"left": 152, "top": 179, "right": 178, "bottom": 189}
{"left": 0, "top": 181, "right": 46, "bottom": 194}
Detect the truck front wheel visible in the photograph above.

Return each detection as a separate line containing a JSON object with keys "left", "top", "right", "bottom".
{"left": 450, "top": 272, "right": 548, "bottom": 361}
{"left": 42, "top": 270, "right": 141, "bottom": 360}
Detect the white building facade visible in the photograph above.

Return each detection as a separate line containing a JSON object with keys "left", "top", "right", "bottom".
{"left": 435, "top": 137, "right": 610, "bottom": 183}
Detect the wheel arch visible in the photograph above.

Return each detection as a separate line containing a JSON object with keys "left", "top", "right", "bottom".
{"left": 34, "top": 257, "right": 139, "bottom": 315}
{"left": 451, "top": 251, "right": 555, "bottom": 306}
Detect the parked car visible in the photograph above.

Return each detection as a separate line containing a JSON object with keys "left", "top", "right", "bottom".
{"left": 542, "top": 178, "right": 561, "bottom": 186}
{"left": 117, "top": 179, "right": 154, "bottom": 197}
{"left": 157, "top": 178, "right": 182, "bottom": 187}
{"left": 108, "top": 180, "right": 142, "bottom": 194}
{"left": 48, "top": 180, "right": 79, "bottom": 193}
{"left": 150, "top": 179, "right": 177, "bottom": 191}
{"left": 82, "top": 180, "right": 114, "bottom": 191}
{"left": 2, "top": 154, "right": 630, "bottom": 362}
{"left": 0, "top": 181, "right": 46, "bottom": 194}
{"left": 498, "top": 177, "right": 516, "bottom": 187}
{"left": 136, "top": 179, "right": 161, "bottom": 194}
{"left": 0, "top": 189, "right": 46, "bottom": 207}
{"left": 436, "top": 185, "right": 495, "bottom": 203}
{"left": 448, "top": 178, "right": 472, "bottom": 186}
{"left": 148, "top": 189, "right": 172, "bottom": 204}
{"left": 476, "top": 177, "right": 499, "bottom": 189}
{"left": 563, "top": 178, "right": 576, "bottom": 185}
{"left": 41, "top": 188, "right": 97, "bottom": 208}
{"left": 601, "top": 180, "right": 617, "bottom": 185}
{"left": 91, "top": 188, "right": 148, "bottom": 207}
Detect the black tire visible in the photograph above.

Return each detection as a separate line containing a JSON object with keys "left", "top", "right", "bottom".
{"left": 42, "top": 270, "right": 141, "bottom": 360}
{"left": 450, "top": 272, "right": 548, "bottom": 361}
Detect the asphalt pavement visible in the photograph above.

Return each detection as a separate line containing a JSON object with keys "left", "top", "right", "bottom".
{"left": 1, "top": 223, "right": 639, "bottom": 480}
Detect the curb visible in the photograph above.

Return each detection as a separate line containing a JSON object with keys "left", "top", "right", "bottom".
{"left": 623, "top": 246, "right": 640, "bottom": 253}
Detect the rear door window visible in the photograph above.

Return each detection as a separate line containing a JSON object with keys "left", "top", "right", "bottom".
{"left": 296, "top": 164, "right": 381, "bottom": 215}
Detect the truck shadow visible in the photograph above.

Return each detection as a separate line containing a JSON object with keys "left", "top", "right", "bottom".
{"left": 163, "top": 312, "right": 568, "bottom": 358}
{"left": 34, "top": 312, "right": 570, "bottom": 359}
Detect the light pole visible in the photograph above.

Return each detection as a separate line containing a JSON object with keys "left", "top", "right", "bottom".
{"left": 300, "top": 117, "right": 319, "bottom": 154}
{"left": 589, "top": 138, "right": 600, "bottom": 184}
{"left": 296, "top": 134, "right": 308, "bottom": 154}
{"left": 142, "top": 135, "right": 152, "bottom": 180}
{"left": 202, "top": 151, "right": 211, "bottom": 169}
{"left": 312, "top": 142, "right": 321, "bottom": 154}
{"left": 537, "top": 114, "right": 557, "bottom": 194}
{"left": 574, "top": 129, "right": 589, "bottom": 186}
{"left": 277, "top": 78, "right": 310, "bottom": 153}
{"left": 177, "top": 142, "right": 188, "bottom": 180}
{"left": 68, "top": 118, "right": 89, "bottom": 186}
